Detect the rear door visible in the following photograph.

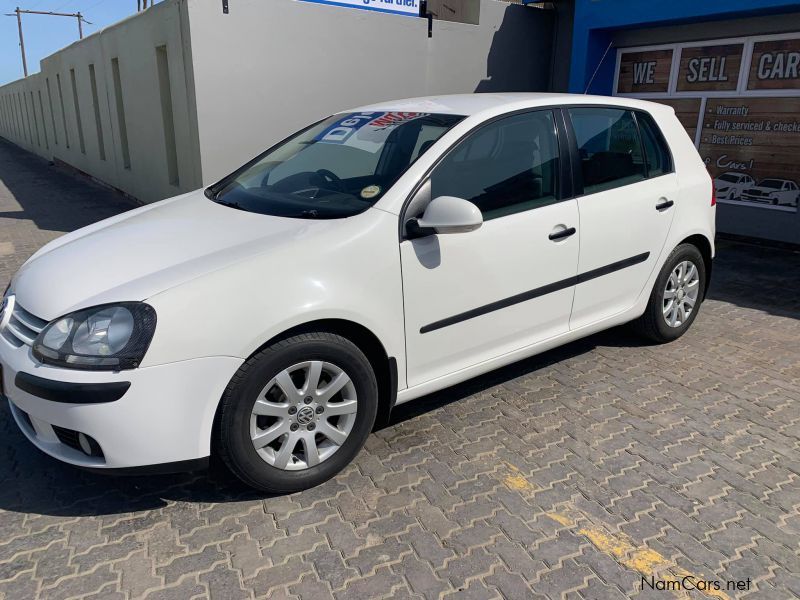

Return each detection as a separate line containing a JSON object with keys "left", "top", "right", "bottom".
{"left": 566, "top": 107, "right": 678, "bottom": 330}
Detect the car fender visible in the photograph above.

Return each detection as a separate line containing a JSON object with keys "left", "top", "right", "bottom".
{"left": 141, "top": 209, "right": 407, "bottom": 388}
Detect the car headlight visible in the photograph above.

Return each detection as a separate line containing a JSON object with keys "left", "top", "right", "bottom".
{"left": 33, "top": 303, "right": 156, "bottom": 371}
{"left": 717, "top": 187, "right": 729, "bottom": 193}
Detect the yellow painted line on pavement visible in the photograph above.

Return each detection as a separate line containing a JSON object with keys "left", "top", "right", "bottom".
{"left": 544, "top": 512, "right": 575, "bottom": 528}
{"left": 502, "top": 462, "right": 535, "bottom": 492}
{"left": 546, "top": 510, "right": 730, "bottom": 600}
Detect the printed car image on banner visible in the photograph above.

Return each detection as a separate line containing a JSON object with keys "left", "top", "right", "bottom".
{"left": 297, "top": 0, "right": 419, "bottom": 16}
{"left": 701, "top": 98, "right": 800, "bottom": 212}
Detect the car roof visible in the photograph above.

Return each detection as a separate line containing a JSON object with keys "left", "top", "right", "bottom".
{"left": 346, "top": 93, "right": 674, "bottom": 118}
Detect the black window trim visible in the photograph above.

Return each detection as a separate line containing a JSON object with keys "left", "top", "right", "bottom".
{"left": 562, "top": 105, "right": 676, "bottom": 199}
{"left": 398, "top": 105, "right": 577, "bottom": 241}
{"left": 633, "top": 109, "right": 675, "bottom": 180}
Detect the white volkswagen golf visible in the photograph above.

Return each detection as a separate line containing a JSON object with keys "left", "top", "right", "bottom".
{"left": 0, "top": 94, "right": 715, "bottom": 492}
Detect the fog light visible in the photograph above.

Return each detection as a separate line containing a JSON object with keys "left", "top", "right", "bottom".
{"left": 78, "top": 433, "right": 93, "bottom": 455}
{"left": 77, "top": 432, "right": 102, "bottom": 457}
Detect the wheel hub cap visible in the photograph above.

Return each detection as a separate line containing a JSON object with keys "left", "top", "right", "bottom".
{"left": 249, "top": 360, "right": 358, "bottom": 471}
{"left": 296, "top": 406, "right": 315, "bottom": 425}
{"left": 662, "top": 260, "right": 700, "bottom": 328}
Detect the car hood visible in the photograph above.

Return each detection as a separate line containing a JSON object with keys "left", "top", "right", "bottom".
{"left": 744, "top": 186, "right": 777, "bottom": 194}
{"left": 12, "top": 190, "right": 333, "bottom": 320}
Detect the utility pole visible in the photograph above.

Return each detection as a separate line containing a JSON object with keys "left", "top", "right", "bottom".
{"left": 15, "top": 8, "right": 26, "bottom": 77}
{"left": 5, "top": 8, "right": 92, "bottom": 78}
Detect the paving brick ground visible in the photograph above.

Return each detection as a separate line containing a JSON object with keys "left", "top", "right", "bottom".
{"left": 0, "top": 137, "right": 799, "bottom": 599}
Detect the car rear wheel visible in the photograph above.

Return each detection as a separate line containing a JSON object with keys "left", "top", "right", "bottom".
{"left": 217, "top": 332, "right": 378, "bottom": 493}
{"left": 633, "top": 243, "right": 706, "bottom": 343}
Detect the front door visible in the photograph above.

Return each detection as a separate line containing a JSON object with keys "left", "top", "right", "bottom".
{"left": 400, "top": 110, "right": 580, "bottom": 387}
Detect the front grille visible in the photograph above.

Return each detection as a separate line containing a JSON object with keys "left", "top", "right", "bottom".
{"left": 1, "top": 299, "right": 47, "bottom": 348}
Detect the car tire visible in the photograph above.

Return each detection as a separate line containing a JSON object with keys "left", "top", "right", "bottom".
{"left": 216, "top": 332, "right": 378, "bottom": 493}
{"left": 633, "top": 243, "right": 706, "bottom": 343}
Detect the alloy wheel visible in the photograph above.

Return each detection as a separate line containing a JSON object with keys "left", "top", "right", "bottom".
{"left": 662, "top": 260, "right": 700, "bottom": 328}
{"left": 249, "top": 361, "right": 357, "bottom": 470}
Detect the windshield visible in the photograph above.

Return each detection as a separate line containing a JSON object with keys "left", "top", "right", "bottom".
{"left": 759, "top": 179, "right": 783, "bottom": 189}
{"left": 717, "top": 174, "right": 739, "bottom": 183}
{"left": 209, "top": 112, "right": 464, "bottom": 219}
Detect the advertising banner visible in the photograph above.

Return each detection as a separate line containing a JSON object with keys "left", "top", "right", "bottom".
{"left": 676, "top": 44, "right": 743, "bottom": 92}
{"left": 748, "top": 38, "right": 800, "bottom": 90}
{"left": 617, "top": 49, "right": 673, "bottom": 94}
{"left": 655, "top": 98, "right": 702, "bottom": 140}
{"left": 615, "top": 34, "right": 800, "bottom": 214}
{"left": 297, "top": 0, "right": 420, "bottom": 17}
{"left": 700, "top": 98, "right": 800, "bottom": 212}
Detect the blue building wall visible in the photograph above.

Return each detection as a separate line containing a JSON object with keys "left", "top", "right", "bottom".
{"left": 569, "top": 0, "right": 800, "bottom": 95}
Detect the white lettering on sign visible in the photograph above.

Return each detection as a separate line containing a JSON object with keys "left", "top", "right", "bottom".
{"left": 758, "top": 52, "right": 800, "bottom": 80}
{"left": 687, "top": 57, "right": 729, "bottom": 83}
{"left": 715, "top": 154, "right": 754, "bottom": 171}
{"left": 298, "top": 0, "right": 419, "bottom": 16}
{"left": 633, "top": 61, "right": 656, "bottom": 85}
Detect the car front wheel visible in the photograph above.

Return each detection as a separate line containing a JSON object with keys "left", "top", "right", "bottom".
{"left": 217, "top": 332, "right": 378, "bottom": 493}
{"left": 633, "top": 243, "right": 706, "bottom": 343}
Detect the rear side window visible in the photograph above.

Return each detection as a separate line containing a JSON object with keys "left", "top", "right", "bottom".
{"left": 429, "top": 110, "right": 559, "bottom": 221}
{"left": 568, "top": 108, "right": 646, "bottom": 194}
{"left": 637, "top": 112, "right": 672, "bottom": 178}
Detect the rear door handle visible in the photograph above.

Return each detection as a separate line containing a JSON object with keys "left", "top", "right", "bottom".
{"left": 656, "top": 198, "right": 674, "bottom": 211}
{"left": 549, "top": 227, "right": 576, "bottom": 241}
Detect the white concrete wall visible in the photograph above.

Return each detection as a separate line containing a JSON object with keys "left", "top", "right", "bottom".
{"left": 187, "top": 0, "right": 553, "bottom": 184}
{"left": 0, "top": 0, "right": 553, "bottom": 202}
{"left": 0, "top": 1, "right": 202, "bottom": 204}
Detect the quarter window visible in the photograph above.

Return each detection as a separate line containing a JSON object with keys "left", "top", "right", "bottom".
{"left": 429, "top": 110, "right": 559, "bottom": 221}
{"left": 569, "top": 108, "right": 646, "bottom": 194}
{"left": 637, "top": 112, "right": 672, "bottom": 178}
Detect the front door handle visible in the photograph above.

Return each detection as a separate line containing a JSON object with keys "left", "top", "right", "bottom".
{"left": 549, "top": 227, "right": 576, "bottom": 241}
{"left": 656, "top": 198, "right": 674, "bottom": 211}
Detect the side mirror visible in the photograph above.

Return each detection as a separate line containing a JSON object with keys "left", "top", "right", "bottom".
{"left": 408, "top": 196, "right": 483, "bottom": 237}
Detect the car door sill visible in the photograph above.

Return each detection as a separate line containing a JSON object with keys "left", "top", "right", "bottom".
{"left": 398, "top": 302, "right": 643, "bottom": 406}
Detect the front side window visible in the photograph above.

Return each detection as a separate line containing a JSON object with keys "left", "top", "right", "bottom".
{"left": 210, "top": 112, "right": 464, "bottom": 219}
{"left": 429, "top": 110, "right": 559, "bottom": 221}
{"left": 760, "top": 179, "right": 783, "bottom": 189}
{"left": 569, "top": 108, "right": 646, "bottom": 194}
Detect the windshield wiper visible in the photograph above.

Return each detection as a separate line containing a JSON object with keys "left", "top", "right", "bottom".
{"left": 215, "top": 198, "right": 244, "bottom": 210}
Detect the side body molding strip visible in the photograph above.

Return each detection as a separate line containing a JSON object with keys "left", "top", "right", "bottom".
{"left": 420, "top": 252, "right": 650, "bottom": 334}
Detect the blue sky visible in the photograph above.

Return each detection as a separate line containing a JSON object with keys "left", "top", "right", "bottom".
{"left": 1, "top": 1, "right": 146, "bottom": 85}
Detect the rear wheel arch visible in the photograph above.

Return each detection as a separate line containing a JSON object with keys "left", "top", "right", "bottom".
{"left": 678, "top": 234, "right": 713, "bottom": 295}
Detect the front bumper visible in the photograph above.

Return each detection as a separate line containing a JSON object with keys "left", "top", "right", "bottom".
{"left": 741, "top": 194, "right": 773, "bottom": 203}
{"left": 1, "top": 336, "right": 243, "bottom": 469}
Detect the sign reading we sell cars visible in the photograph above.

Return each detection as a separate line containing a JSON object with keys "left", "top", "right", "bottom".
{"left": 298, "top": 0, "right": 419, "bottom": 17}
